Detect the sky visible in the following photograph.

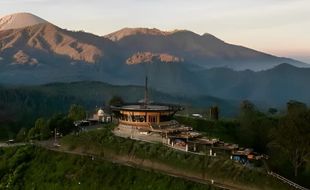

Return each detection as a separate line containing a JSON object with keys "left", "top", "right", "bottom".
{"left": 1, "top": 0, "right": 310, "bottom": 63}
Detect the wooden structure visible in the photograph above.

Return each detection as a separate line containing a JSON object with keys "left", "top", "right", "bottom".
{"left": 111, "top": 77, "right": 265, "bottom": 160}
{"left": 111, "top": 77, "right": 183, "bottom": 132}
{"left": 113, "top": 104, "right": 182, "bottom": 130}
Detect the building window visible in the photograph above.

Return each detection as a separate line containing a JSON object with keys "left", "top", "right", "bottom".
{"left": 139, "top": 116, "right": 146, "bottom": 122}
{"left": 148, "top": 116, "right": 157, "bottom": 123}
{"left": 160, "top": 115, "right": 172, "bottom": 122}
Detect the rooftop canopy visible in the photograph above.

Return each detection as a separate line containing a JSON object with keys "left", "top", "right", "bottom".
{"left": 111, "top": 103, "right": 183, "bottom": 112}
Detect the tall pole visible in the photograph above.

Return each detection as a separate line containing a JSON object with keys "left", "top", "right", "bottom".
{"left": 54, "top": 128, "right": 57, "bottom": 144}
{"left": 144, "top": 76, "right": 148, "bottom": 108}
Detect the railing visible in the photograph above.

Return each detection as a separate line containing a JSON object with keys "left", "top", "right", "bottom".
{"left": 119, "top": 120, "right": 151, "bottom": 127}
{"left": 268, "top": 171, "right": 309, "bottom": 190}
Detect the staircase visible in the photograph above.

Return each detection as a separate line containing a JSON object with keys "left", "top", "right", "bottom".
{"left": 268, "top": 171, "right": 309, "bottom": 190}
{"left": 262, "top": 159, "right": 309, "bottom": 190}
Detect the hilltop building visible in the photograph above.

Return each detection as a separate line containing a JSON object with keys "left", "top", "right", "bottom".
{"left": 74, "top": 108, "right": 111, "bottom": 129}
{"left": 112, "top": 77, "right": 211, "bottom": 152}
{"left": 112, "top": 77, "right": 182, "bottom": 131}
{"left": 111, "top": 77, "right": 264, "bottom": 163}
{"left": 92, "top": 108, "right": 112, "bottom": 123}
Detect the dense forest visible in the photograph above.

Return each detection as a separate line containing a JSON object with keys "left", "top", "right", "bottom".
{"left": 0, "top": 81, "right": 236, "bottom": 139}
{"left": 176, "top": 100, "right": 310, "bottom": 187}
{"left": 0, "top": 87, "right": 83, "bottom": 139}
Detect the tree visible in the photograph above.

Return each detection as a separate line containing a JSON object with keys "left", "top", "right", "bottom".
{"left": 210, "top": 106, "right": 219, "bottom": 120}
{"left": 240, "top": 100, "right": 255, "bottom": 115}
{"left": 27, "top": 126, "right": 40, "bottom": 140}
{"left": 287, "top": 100, "right": 307, "bottom": 115}
{"left": 30, "top": 118, "right": 50, "bottom": 140}
{"left": 109, "top": 96, "right": 124, "bottom": 119}
{"left": 68, "top": 104, "right": 86, "bottom": 121}
{"left": 39, "top": 122, "right": 50, "bottom": 140}
{"left": 109, "top": 96, "right": 124, "bottom": 107}
{"left": 238, "top": 100, "right": 258, "bottom": 146}
{"left": 238, "top": 100, "right": 275, "bottom": 153}
{"left": 57, "top": 117, "right": 74, "bottom": 136}
{"left": 271, "top": 107, "right": 310, "bottom": 177}
{"left": 268, "top": 108, "right": 278, "bottom": 115}
{"left": 15, "top": 128, "right": 27, "bottom": 142}
{"left": 47, "top": 113, "right": 74, "bottom": 136}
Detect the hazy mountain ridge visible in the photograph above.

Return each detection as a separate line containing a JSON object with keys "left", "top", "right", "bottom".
{"left": 0, "top": 81, "right": 238, "bottom": 124}
{"left": 1, "top": 13, "right": 310, "bottom": 107}
{"left": 106, "top": 28, "right": 307, "bottom": 71}
{"left": 0, "top": 13, "right": 306, "bottom": 70}
{"left": 194, "top": 63, "right": 310, "bottom": 106}
{"left": 2, "top": 62, "right": 309, "bottom": 107}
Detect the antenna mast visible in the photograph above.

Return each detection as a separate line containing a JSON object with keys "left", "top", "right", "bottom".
{"left": 144, "top": 76, "right": 148, "bottom": 107}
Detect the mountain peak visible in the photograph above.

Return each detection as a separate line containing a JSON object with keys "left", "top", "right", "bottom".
{"left": 104, "top": 27, "right": 187, "bottom": 41}
{"left": 0, "top": 12, "right": 48, "bottom": 31}
{"left": 202, "top": 33, "right": 224, "bottom": 42}
{"left": 271, "top": 63, "right": 299, "bottom": 71}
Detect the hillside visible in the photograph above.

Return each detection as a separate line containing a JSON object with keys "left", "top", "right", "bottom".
{"left": 0, "top": 146, "right": 217, "bottom": 190}
{"left": 195, "top": 63, "right": 310, "bottom": 106}
{"left": 59, "top": 125, "right": 292, "bottom": 190}
{"left": 0, "top": 22, "right": 116, "bottom": 64}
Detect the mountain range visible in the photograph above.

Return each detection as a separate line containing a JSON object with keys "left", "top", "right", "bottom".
{"left": 0, "top": 12, "right": 310, "bottom": 107}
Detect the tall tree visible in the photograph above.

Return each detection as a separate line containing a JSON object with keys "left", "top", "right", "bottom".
{"left": 238, "top": 100, "right": 275, "bottom": 153}
{"left": 32, "top": 118, "right": 50, "bottom": 140}
{"left": 271, "top": 106, "right": 310, "bottom": 177}
{"left": 68, "top": 104, "right": 86, "bottom": 121}
{"left": 109, "top": 96, "right": 124, "bottom": 107}
{"left": 268, "top": 108, "right": 278, "bottom": 115}
{"left": 47, "top": 113, "right": 74, "bottom": 136}
{"left": 15, "top": 127, "right": 27, "bottom": 142}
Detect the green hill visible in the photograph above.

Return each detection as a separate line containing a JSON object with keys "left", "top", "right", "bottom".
{"left": 60, "top": 125, "right": 291, "bottom": 190}
{"left": 0, "top": 146, "right": 218, "bottom": 190}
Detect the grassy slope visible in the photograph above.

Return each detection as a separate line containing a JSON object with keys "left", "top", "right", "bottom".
{"left": 61, "top": 125, "right": 290, "bottom": 190}
{"left": 0, "top": 146, "right": 218, "bottom": 190}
